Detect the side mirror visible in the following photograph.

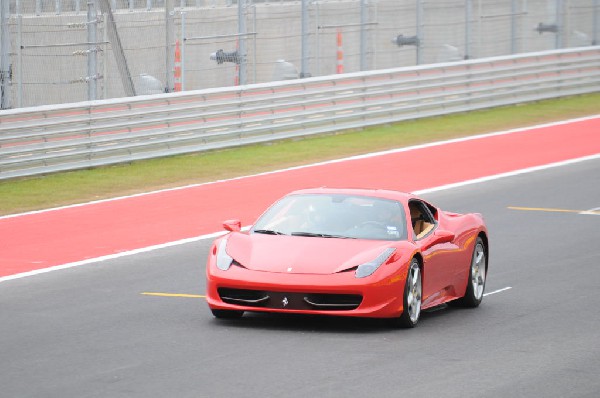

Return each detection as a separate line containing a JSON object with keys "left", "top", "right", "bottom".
{"left": 223, "top": 219, "right": 241, "bottom": 232}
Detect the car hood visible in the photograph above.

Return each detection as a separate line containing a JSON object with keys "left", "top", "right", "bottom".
{"left": 225, "top": 232, "right": 397, "bottom": 275}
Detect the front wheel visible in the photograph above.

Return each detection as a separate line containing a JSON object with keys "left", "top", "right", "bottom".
{"left": 392, "top": 258, "right": 422, "bottom": 328}
{"left": 455, "top": 237, "right": 486, "bottom": 308}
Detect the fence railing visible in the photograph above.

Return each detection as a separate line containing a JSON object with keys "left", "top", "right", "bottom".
{"left": 1, "top": 46, "right": 599, "bottom": 180}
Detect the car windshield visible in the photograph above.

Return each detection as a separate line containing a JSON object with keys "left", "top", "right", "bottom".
{"left": 251, "top": 193, "right": 407, "bottom": 241}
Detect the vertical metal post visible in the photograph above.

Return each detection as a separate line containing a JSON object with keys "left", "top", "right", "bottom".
{"left": 594, "top": 0, "right": 599, "bottom": 45}
{"left": 465, "top": 0, "right": 472, "bottom": 59}
{"left": 0, "top": 0, "right": 11, "bottom": 109}
{"left": 97, "top": 0, "right": 136, "bottom": 96}
{"left": 564, "top": 0, "right": 570, "bottom": 48}
{"left": 252, "top": 4, "right": 257, "bottom": 83}
{"left": 55, "top": 0, "right": 61, "bottom": 15}
{"left": 477, "top": 0, "right": 483, "bottom": 58}
{"left": 76, "top": 0, "right": 81, "bottom": 14}
{"left": 103, "top": 14, "right": 108, "bottom": 99}
{"left": 360, "top": 0, "right": 367, "bottom": 71}
{"left": 238, "top": 0, "right": 247, "bottom": 85}
{"left": 87, "top": 1, "right": 98, "bottom": 101}
{"left": 166, "top": 0, "right": 175, "bottom": 92}
{"left": 15, "top": 0, "right": 23, "bottom": 108}
{"left": 416, "top": 0, "right": 423, "bottom": 65}
{"left": 511, "top": 0, "right": 518, "bottom": 54}
{"left": 315, "top": 2, "right": 321, "bottom": 75}
{"left": 36, "top": 0, "right": 41, "bottom": 15}
{"left": 181, "top": 11, "right": 186, "bottom": 90}
{"left": 17, "top": 14, "right": 23, "bottom": 107}
{"left": 301, "top": 0, "right": 309, "bottom": 77}
{"left": 555, "top": 0, "right": 562, "bottom": 49}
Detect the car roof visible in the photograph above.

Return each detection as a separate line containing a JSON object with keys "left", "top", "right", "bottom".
{"left": 288, "top": 188, "right": 418, "bottom": 202}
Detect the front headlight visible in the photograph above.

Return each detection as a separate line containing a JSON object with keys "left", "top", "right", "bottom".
{"left": 216, "top": 236, "right": 234, "bottom": 271}
{"left": 355, "top": 248, "right": 396, "bottom": 278}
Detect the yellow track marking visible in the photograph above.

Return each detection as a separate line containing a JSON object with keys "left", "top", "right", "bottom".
{"left": 508, "top": 206, "right": 600, "bottom": 215}
{"left": 141, "top": 292, "right": 205, "bottom": 298}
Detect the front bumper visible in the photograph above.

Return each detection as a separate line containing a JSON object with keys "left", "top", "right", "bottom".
{"left": 206, "top": 261, "right": 408, "bottom": 318}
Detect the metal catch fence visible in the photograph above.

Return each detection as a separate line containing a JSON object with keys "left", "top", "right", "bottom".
{"left": 1, "top": 0, "right": 599, "bottom": 109}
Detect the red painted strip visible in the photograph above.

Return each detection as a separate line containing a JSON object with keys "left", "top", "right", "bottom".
{"left": 1, "top": 118, "right": 599, "bottom": 277}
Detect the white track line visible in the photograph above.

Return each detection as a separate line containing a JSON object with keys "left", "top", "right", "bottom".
{"left": 414, "top": 153, "right": 600, "bottom": 195}
{"left": 2, "top": 154, "right": 597, "bottom": 284}
{"left": 483, "top": 287, "right": 513, "bottom": 297}
{"left": 580, "top": 207, "right": 600, "bottom": 216}
{"left": 0, "top": 232, "right": 226, "bottom": 283}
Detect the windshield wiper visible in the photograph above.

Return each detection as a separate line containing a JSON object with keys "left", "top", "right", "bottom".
{"left": 291, "top": 232, "right": 354, "bottom": 239}
{"left": 253, "top": 229, "right": 286, "bottom": 235}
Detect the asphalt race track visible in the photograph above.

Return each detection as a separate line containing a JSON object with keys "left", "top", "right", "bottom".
{"left": 1, "top": 158, "right": 599, "bottom": 397}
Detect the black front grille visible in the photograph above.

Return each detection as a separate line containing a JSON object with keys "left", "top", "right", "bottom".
{"left": 217, "top": 288, "right": 362, "bottom": 311}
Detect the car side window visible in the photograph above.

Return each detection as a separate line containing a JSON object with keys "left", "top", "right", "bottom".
{"left": 408, "top": 200, "right": 437, "bottom": 240}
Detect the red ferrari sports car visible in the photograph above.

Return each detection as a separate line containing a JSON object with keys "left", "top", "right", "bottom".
{"left": 205, "top": 188, "right": 488, "bottom": 327}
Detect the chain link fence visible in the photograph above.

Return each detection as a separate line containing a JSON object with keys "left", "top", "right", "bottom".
{"left": 1, "top": 0, "right": 599, "bottom": 109}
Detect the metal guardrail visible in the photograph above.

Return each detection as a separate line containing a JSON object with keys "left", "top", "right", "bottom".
{"left": 1, "top": 47, "right": 599, "bottom": 180}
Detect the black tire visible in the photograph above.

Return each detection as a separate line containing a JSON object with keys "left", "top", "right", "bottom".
{"left": 454, "top": 237, "right": 486, "bottom": 308}
{"left": 211, "top": 308, "right": 244, "bottom": 319}
{"left": 391, "top": 258, "right": 422, "bottom": 328}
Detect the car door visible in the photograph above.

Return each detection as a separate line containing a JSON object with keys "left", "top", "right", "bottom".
{"left": 409, "top": 200, "right": 458, "bottom": 307}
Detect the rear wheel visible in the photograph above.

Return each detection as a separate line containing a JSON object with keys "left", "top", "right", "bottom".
{"left": 455, "top": 237, "right": 486, "bottom": 308}
{"left": 211, "top": 309, "right": 244, "bottom": 319}
{"left": 392, "top": 258, "right": 422, "bottom": 328}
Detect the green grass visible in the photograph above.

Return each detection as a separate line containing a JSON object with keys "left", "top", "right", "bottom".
{"left": 1, "top": 93, "right": 598, "bottom": 216}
